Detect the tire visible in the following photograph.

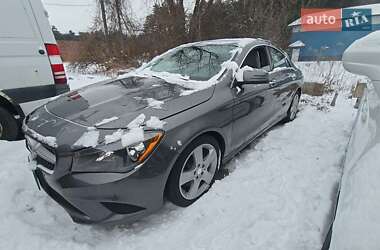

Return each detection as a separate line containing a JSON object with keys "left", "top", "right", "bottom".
{"left": 166, "top": 135, "right": 221, "bottom": 207}
{"left": 283, "top": 92, "right": 300, "bottom": 123}
{"left": 0, "top": 107, "right": 19, "bottom": 141}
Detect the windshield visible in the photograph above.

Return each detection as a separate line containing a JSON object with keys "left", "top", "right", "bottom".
{"left": 146, "top": 44, "right": 238, "bottom": 81}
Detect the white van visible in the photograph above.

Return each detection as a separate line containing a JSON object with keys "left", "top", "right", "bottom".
{"left": 0, "top": 0, "right": 69, "bottom": 140}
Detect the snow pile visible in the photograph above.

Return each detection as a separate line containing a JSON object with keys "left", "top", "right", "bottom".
{"left": 73, "top": 128, "right": 100, "bottom": 148}
{"left": 0, "top": 95, "right": 356, "bottom": 250}
{"left": 105, "top": 114, "right": 146, "bottom": 147}
{"left": 300, "top": 94, "right": 337, "bottom": 112}
{"left": 121, "top": 128, "right": 144, "bottom": 147}
{"left": 145, "top": 98, "right": 164, "bottom": 109}
{"left": 104, "top": 129, "right": 124, "bottom": 145}
{"left": 26, "top": 155, "right": 38, "bottom": 172}
{"left": 95, "top": 117, "right": 119, "bottom": 127}
{"left": 236, "top": 66, "right": 254, "bottom": 82}
{"left": 25, "top": 128, "right": 57, "bottom": 148}
{"left": 127, "top": 114, "right": 146, "bottom": 128}
{"left": 104, "top": 115, "right": 165, "bottom": 146}
{"left": 146, "top": 116, "right": 166, "bottom": 129}
{"left": 222, "top": 61, "right": 239, "bottom": 78}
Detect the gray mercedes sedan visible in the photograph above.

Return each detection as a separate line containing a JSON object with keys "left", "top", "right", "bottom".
{"left": 23, "top": 38, "right": 303, "bottom": 224}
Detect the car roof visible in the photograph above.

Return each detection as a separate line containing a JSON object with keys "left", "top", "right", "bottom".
{"left": 180, "top": 38, "right": 271, "bottom": 48}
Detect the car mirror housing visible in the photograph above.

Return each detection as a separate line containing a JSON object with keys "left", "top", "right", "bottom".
{"left": 343, "top": 31, "right": 380, "bottom": 82}
{"left": 236, "top": 67, "right": 269, "bottom": 85}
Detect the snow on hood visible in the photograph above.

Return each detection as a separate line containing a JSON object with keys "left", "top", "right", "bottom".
{"left": 105, "top": 114, "right": 146, "bottom": 146}
{"left": 146, "top": 116, "right": 166, "bottom": 129}
{"left": 23, "top": 126, "right": 57, "bottom": 148}
{"left": 43, "top": 76, "right": 214, "bottom": 130}
{"left": 73, "top": 127, "right": 100, "bottom": 148}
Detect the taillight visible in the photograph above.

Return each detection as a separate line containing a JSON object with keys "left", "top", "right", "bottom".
{"left": 45, "top": 43, "right": 67, "bottom": 84}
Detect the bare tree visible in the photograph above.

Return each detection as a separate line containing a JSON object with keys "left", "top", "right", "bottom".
{"left": 189, "top": 0, "right": 215, "bottom": 41}
{"left": 115, "top": 0, "right": 123, "bottom": 35}
{"left": 98, "top": 0, "right": 109, "bottom": 37}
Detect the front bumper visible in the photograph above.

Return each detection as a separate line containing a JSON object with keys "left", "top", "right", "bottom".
{"left": 26, "top": 139, "right": 171, "bottom": 225}
{"left": 23, "top": 106, "right": 177, "bottom": 224}
{"left": 34, "top": 166, "right": 165, "bottom": 224}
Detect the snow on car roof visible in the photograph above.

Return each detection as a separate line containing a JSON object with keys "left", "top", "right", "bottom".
{"left": 179, "top": 38, "right": 269, "bottom": 48}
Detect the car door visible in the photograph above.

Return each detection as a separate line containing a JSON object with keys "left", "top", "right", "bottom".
{"left": 268, "top": 46, "right": 300, "bottom": 119}
{"left": 231, "top": 46, "right": 278, "bottom": 151}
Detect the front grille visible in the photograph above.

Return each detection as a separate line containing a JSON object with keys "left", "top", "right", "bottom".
{"left": 36, "top": 156, "right": 55, "bottom": 171}
{"left": 26, "top": 136, "right": 56, "bottom": 173}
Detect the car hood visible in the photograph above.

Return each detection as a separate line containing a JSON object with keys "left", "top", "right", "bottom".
{"left": 44, "top": 76, "right": 214, "bottom": 129}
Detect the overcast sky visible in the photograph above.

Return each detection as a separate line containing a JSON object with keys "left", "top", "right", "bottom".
{"left": 41, "top": 0, "right": 194, "bottom": 33}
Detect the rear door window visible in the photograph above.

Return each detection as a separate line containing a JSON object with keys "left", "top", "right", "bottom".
{"left": 269, "top": 47, "right": 290, "bottom": 70}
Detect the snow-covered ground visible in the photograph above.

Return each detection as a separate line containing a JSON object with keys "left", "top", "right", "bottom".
{"left": 0, "top": 64, "right": 358, "bottom": 250}
{"left": 296, "top": 61, "right": 368, "bottom": 91}
{"left": 66, "top": 70, "right": 109, "bottom": 90}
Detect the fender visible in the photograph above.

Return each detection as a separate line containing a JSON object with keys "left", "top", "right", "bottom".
{"left": 162, "top": 127, "right": 227, "bottom": 180}
{"left": 0, "top": 91, "right": 25, "bottom": 119}
{"left": 159, "top": 127, "right": 227, "bottom": 202}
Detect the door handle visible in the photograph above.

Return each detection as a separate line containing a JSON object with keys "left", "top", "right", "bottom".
{"left": 288, "top": 73, "right": 297, "bottom": 80}
{"left": 269, "top": 81, "right": 278, "bottom": 88}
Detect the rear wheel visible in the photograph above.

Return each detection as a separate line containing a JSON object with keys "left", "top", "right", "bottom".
{"left": 166, "top": 136, "right": 221, "bottom": 207}
{"left": 0, "top": 107, "right": 19, "bottom": 141}
{"left": 284, "top": 92, "right": 300, "bottom": 122}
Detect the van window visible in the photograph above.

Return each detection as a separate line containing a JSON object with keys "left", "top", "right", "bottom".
{"left": 0, "top": 0, "right": 37, "bottom": 39}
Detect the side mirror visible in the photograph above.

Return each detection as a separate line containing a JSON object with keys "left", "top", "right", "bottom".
{"left": 236, "top": 67, "right": 269, "bottom": 84}
{"left": 343, "top": 31, "right": 380, "bottom": 82}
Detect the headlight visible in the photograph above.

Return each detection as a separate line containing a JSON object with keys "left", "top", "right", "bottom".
{"left": 72, "top": 131, "right": 164, "bottom": 173}
{"left": 126, "top": 131, "right": 163, "bottom": 162}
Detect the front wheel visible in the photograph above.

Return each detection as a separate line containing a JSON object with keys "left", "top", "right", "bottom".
{"left": 166, "top": 136, "right": 221, "bottom": 207}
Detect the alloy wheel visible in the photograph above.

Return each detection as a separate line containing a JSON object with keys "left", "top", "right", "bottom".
{"left": 179, "top": 144, "right": 218, "bottom": 200}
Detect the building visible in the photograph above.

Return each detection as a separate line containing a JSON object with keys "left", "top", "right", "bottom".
{"left": 288, "top": 4, "right": 380, "bottom": 61}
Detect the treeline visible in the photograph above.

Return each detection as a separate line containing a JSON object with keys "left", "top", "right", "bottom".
{"left": 63, "top": 0, "right": 379, "bottom": 71}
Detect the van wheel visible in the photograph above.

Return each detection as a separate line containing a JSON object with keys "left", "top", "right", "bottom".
{"left": 0, "top": 107, "right": 19, "bottom": 141}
